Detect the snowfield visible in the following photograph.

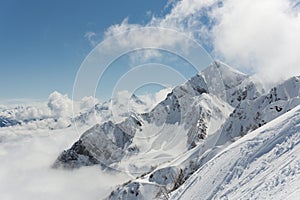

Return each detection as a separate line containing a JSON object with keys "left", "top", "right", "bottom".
{"left": 172, "top": 105, "right": 300, "bottom": 200}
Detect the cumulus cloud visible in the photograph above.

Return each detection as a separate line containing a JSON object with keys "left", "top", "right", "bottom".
{"left": 15, "top": 106, "right": 51, "bottom": 121}
{"left": 1, "top": 89, "right": 172, "bottom": 129}
{"left": 211, "top": 0, "right": 300, "bottom": 86}
{"left": 99, "top": 0, "right": 300, "bottom": 86}
{"left": 155, "top": 0, "right": 300, "bottom": 85}
{"left": 48, "top": 91, "right": 73, "bottom": 118}
{"left": 0, "top": 92, "right": 100, "bottom": 129}
{"left": 79, "top": 96, "right": 99, "bottom": 111}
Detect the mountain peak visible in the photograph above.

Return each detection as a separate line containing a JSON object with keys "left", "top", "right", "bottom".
{"left": 213, "top": 60, "right": 247, "bottom": 76}
{"left": 204, "top": 60, "right": 248, "bottom": 89}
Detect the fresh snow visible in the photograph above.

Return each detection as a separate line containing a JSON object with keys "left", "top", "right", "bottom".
{"left": 171, "top": 105, "right": 300, "bottom": 200}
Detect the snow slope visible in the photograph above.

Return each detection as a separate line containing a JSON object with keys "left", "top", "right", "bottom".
{"left": 171, "top": 105, "right": 300, "bottom": 200}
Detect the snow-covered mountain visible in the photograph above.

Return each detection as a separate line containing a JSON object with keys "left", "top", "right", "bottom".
{"left": 53, "top": 61, "right": 243, "bottom": 170}
{"left": 50, "top": 61, "right": 300, "bottom": 199}
{"left": 104, "top": 63, "right": 299, "bottom": 200}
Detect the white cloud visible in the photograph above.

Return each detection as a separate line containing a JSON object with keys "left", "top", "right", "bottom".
{"left": 0, "top": 127, "right": 130, "bottom": 200}
{"left": 0, "top": 98, "right": 45, "bottom": 108}
{"left": 48, "top": 91, "right": 73, "bottom": 118}
{"left": 163, "top": 0, "right": 300, "bottom": 85}
{"left": 102, "top": 17, "right": 211, "bottom": 66}
{"left": 100, "top": 0, "right": 300, "bottom": 86}
{"left": 79, "top": 96, "right": 99, "bottom": 111}
{"left": 1, "top": 89, "right": 171, "bottom": 129}
{"left": 154, "top": 87, "right": 172, "bottom": 102}
{"left": 164, "top": 0, "right": 178, "bottom": 10}
{"left": 136, "top": 87, "right": 172, "bottom": 108}
{"left": 214, "top": 0, "right": 300, "bottom": 85}
{"left": 104, "top": 20, "right": 185, "bottom": 51}
{"left": 84, "top": 31, "right": 98, "bottom": 47}
{"left": 15, "top": 106, "right": 51, "bottom": 121}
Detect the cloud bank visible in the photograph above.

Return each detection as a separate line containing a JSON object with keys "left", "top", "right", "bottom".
{"left": 0, "top": 89, "right": 170, "bottom": 129}
{"left": 0, "top": 127, "right": 130, "bottom": 200}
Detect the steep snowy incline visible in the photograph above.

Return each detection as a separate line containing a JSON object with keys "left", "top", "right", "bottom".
{"left": 171, "top": 105, "right": 300, "bottom": 200}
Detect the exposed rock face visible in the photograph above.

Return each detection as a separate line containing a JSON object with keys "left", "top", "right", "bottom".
{"left": 0, "top": 116, "right": 20, "bottom": 127}
{"left": 53, "top": 115, "right": 142, "bottom": 168}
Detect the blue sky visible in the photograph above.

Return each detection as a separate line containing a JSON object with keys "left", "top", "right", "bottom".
{"left": 0, "top": 0, "right": 170, "bottom": 100}
{"left": 2, "top": 0, "right": 298, "bottom": 101}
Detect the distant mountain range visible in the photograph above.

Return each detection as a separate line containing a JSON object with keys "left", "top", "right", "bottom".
{"left": 0, "top": 92, "right": 151, "bottom": 130}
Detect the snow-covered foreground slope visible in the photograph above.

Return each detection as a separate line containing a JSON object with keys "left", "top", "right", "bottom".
{"left": 172, "top": 105, "right": 300, "bottom": 200}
